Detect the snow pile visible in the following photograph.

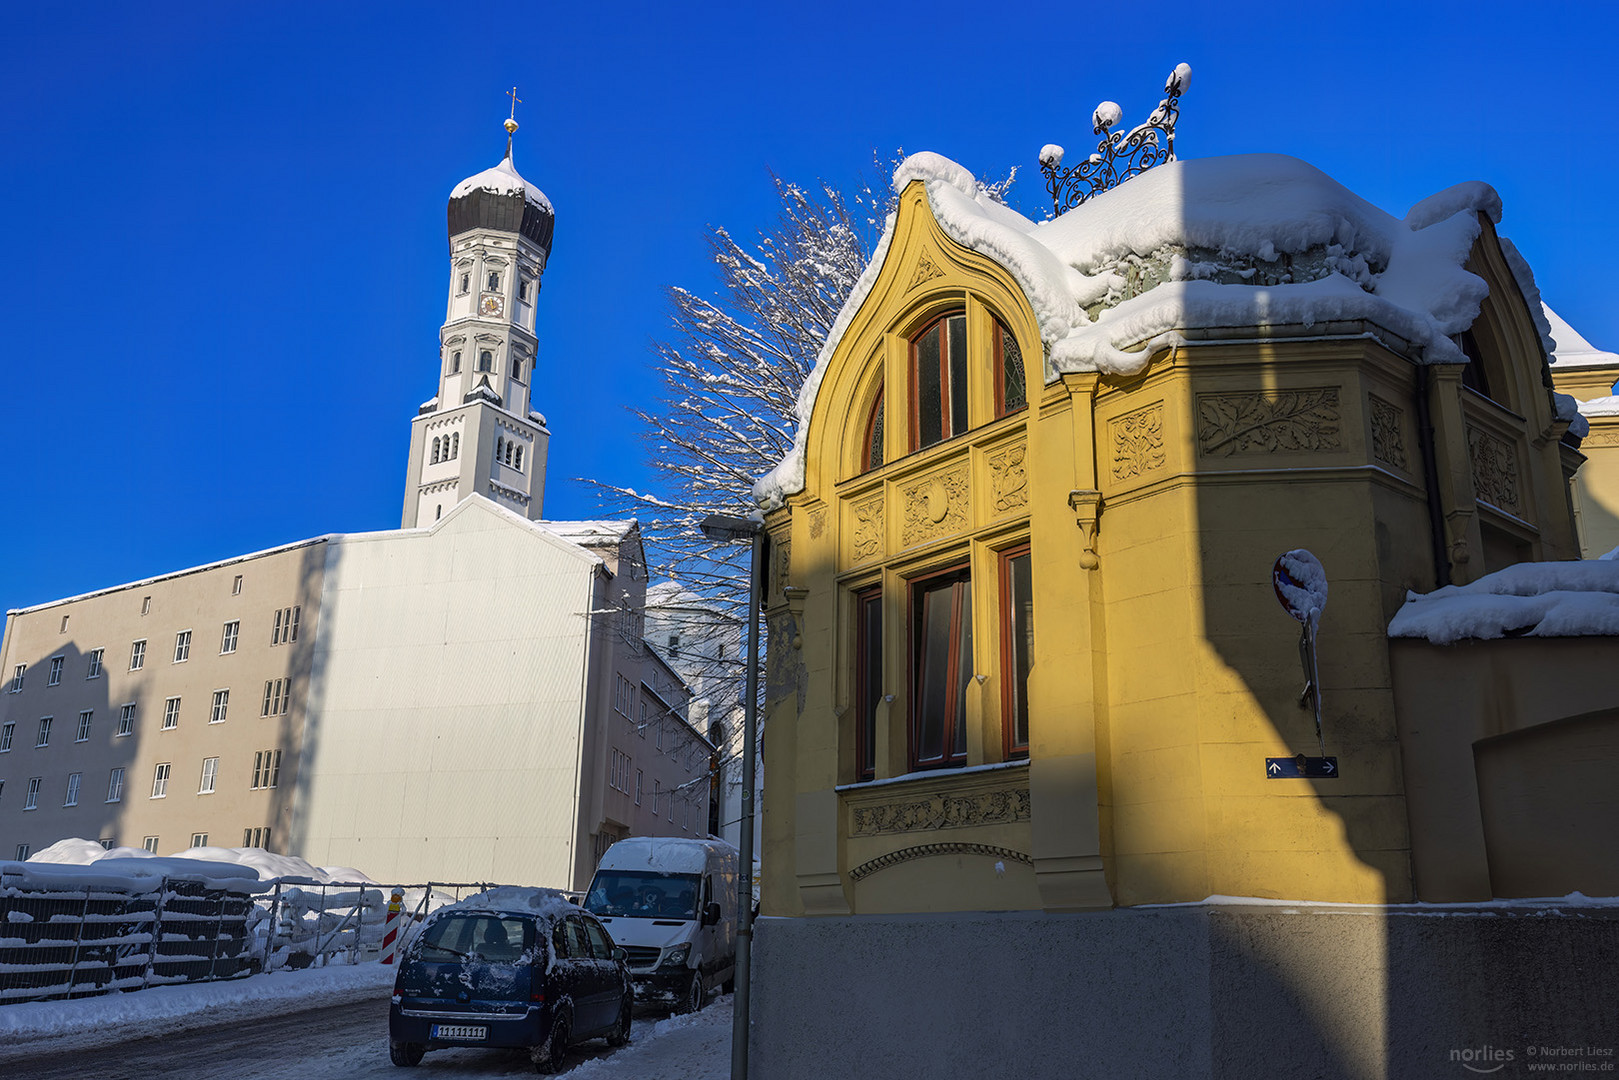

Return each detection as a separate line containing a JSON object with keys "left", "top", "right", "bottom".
{"left": 1544, "top": 303, "right": 1619, "bottom": 370}
{"left": 449, "top": 152, "right": 553, "bottom": 215}
{"left": 1388, "top": 559, "right": 1619, "bottom": 644}
{"left": 1580, "top": 394, "right": 1619, "bottom": 418}
{"left": 757, "top": 151, "right": 1534, "bottom": 508}
{"left": 2, "top": 853, "right": 260, "bottom": 893}
{"left": 446, "top": 884, "right": 578, "bottom": 918}
{"left": 23, "top": 838, "right": 372, "bottom": 886}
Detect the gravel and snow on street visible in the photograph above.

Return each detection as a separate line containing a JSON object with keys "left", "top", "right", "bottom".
{"left": 0, "top": 961, "right": 731, "bottom": 1078}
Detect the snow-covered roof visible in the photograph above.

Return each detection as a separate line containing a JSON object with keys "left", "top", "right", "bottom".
{"left": 756, "top": 151, "right": 1545, "bottom": 508}
{"left": 1580, "top": 395, "right": 1619, "bottom": 418}
{"left": 539, "top": 519, "right": 637, "bottom": 546}
{"left": 1388, "top": 555, "right": 1619, "bottom": 645}
{"left": 1544, "top": 304, "right": 1619, "bottom": 370}
{"left": 450, "top": 152, "right": 553, "bottom": 215}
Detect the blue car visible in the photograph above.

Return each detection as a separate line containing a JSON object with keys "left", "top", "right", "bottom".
{"left": 388, "top": 890, "right": 633, "bottom": 1073}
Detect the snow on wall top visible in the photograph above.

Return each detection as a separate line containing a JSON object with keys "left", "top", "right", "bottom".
{"left": 450, "top": 153, "right": 553, "bottom": 215}
{"left": 1544, "top": 304, "right": 1619, "bottom": 370}
{"left": 18, "top": 837, "right": 376, "bottom": 887}
{"left": 1388, "top": 556, "right": 1619, "bottom": 645}
{"left": 1580, "top": 395, "right": 1619, "bottom": 418}
{"left": 755, "top": 151, "right": 1517, "bottom": 509}
{"left": 540, "top": 519, "right": 637, "bottom": 546}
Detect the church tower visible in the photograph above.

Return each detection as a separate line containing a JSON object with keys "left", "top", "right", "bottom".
{"left": 402, "top": 107, "right": 554, "bottom": 528}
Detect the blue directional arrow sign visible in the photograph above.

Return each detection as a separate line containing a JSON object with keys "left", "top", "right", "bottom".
{"left": 1265, "top": 756, "right": 1339, "bottom": 779}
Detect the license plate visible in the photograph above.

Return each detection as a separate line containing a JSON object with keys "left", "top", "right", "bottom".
{"left": 432, "top": 1024, "right": 488, "bottom": 1041}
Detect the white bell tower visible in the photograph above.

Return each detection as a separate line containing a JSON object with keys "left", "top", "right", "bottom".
{"left": 402, "top": 96, "right": 554, "bottom": 528}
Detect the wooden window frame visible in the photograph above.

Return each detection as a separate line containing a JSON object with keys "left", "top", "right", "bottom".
{"left": 854, "top": 585, "right": 883, "bottom": 782}
{"left": 909, "top": 311, "right": 968, "bottom": 452}
{"left": 998, "top": 544, "right": 1032, "bottom": 760}
{"left": 908, "top": 563, "right": 973, "bottom": 771}
{"left": 861, "top": 387, "right": 885, "bottom": 473}
{"left": 994, "top": 318, "right": 1028, "bottom": 418}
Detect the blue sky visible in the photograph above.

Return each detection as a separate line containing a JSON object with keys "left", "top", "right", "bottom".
{"left": 2, "top": 1, "right": 1615, "bottom": 612}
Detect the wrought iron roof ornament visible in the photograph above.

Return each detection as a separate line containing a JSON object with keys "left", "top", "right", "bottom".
{"left": 1039, "top": 63, "right": 1192, "bottom": 217}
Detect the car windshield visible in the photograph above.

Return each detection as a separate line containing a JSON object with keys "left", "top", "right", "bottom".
{"left": 584, "top": 870, "right": 701, "bottom": 920}
{"left": 415, "top": 914, "right": 537, "bottom": 963}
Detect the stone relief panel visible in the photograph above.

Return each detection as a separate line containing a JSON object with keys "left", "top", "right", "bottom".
{"left": 1584, "top": 428, "right": 1619, "bottom": 449}
{"left": 1468, "top": 425, "right": 1522, "bottom": 515}
{"left": 1369, "top": 395, "right": 1407, "bottom": 470}
{"left": 850, "top": 495, "right": 885, "bottom": 565}
{"left": 988, "top": 442, "right": 1029, "bottom": 514}
{"left": 909, "top": 250, "right": 945, "bottom": 291}
{"left": 808, "top": 504, "right": 827, "bottom": 540}
{"left": 771, "top": 538, "right": 792, "bottom": 597}
{"left": 850, "top": 786, "right": 1032, "bottom": 837}
{"left": 1111, "top": 401, "right": 1167, "bottom": 481}
{"left": 1196, "top": 387, "right": 1342, "bottom": 457}
{"left": 901, "top": 465, "right": 971, "bottom": 547}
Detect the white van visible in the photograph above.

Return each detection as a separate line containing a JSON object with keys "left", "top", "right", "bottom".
{"left": 583, "top": 836, "right": 738, "bottom": 1013}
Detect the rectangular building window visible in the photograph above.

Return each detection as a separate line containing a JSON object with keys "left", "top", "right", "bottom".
{"left": 76, "top": 710, "right": 92, "bottom": 742}
{"left": 220, "top": 621, "right": 239, "bottom": 654}
{"left": 209, "top": 689, "right": 230, "bottom": 724}
{"left": 855, "top": 585, "right": 883, "bottom": 782}
{"left": 118, "top": 704, "right": 136, "bottom": 736}
{"left": 36, "top": 716, "right": 52, "bottom": 747}
{"left": 15, "top": 844, "right": 29, "bottom": 860}
{"left": 64, "top": 771, "right": 81, "bottom": 806}
{"left": 272, "top": 606, "right": 301, "bottom": 645}
{"left": 142, "top": 836, "right": 159, "bottom": 853}
{"left": 9, "top": 664, "right": 23, "bottom": 692}
{"left": 1, "top": 722, "right": 12, "bottom": 751}
{"left": 141, "top": 596, "right": 151, "bottom": 616}
{"left": 233, "top": 574, "right": 243, "bottom": 596}
{"left": 173, "top": 630, "right": 192, "bottom": 663}
{"left": 97, "top": 838, "right": 113, "bottom": 850}
{"left": 48, "top": 656, "right": 63, "bottom": 686}
{"left": 654, "top": 707, "right": 663, "bottom": 751}
{"left": 162, "top": 697, "right": 181, "bottom": 730}
{"left": 60, "top": 615, "right": 69, "bottom": 633}
{"left": 87, "top": 648, "right": 104, "bottom": 679}
{"left": 151, "top": 763, "right": 170, "bottom": 798}
{"left": 652, "top": 780, "right": 660, "bottom": 814}
{"left": 910, "top": 566, "right": 972, "bottom": 770}
{"left": 261, "top": 678, "right": 291, "bottom": 716}
{"left": 190, "top": 833, "right": 207, "bottom": 848}
{"left": 198, "top": 757, "right": 218, "bottom": 794}
{"left": 25, "top": 776, "right": 41, "bottom": 810}
{"left": 107, "top": 767, "right": 124, "bottom": 803}
{"left": 635, "top": 769, "right": 643, "bottom": 805}
{"left": 129, "top": 640, "right": 146, "bottom": 671}
{"left": 251, "top": 749, "right": 281, "bottom": 789}
{"left": 1000, "top": 546, "right": 1033, "bottom": 758}
{"left": 243, "top": 826, "right": 272, "bottom": 849}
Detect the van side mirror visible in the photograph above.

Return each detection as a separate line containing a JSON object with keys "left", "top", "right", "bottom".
{"left": 613, "top": 946, "right": 628, "bottom": 963}
{"left": 702, "top": 902, "right": 721, "bottom": 927}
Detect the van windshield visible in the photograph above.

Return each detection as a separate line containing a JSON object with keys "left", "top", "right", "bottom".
{"left": 416, "top": 914, "right": 537, "bottom": 963}
{"left": 585, "top": 870, "right": 701, "bottom": 920}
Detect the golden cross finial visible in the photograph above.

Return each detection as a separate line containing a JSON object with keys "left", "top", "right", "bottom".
{"left": 507, "top": 86, "right": 522, "bottom": 121}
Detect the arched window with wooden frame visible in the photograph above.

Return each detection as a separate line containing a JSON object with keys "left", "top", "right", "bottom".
{"left": 910, "top": 311, "right": 968, "bottom": 451}
{"left": 862, "top": 387, "right": 885, "bottom": 472}
{"left": 995, "top": 316, "right": 1028, "bottom": 416}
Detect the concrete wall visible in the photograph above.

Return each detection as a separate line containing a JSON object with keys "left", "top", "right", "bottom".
{"left": 752, "top": 907, "right": 1619, "bottom": 1080}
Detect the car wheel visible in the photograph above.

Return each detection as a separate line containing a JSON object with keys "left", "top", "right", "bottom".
{"left": 607, "top": 998, "right": 632, "bottom": 1047}
{"left": 676, "top": 972, "right": 703, "bottom": 1015}
{"left": 533, "top": 1015, "right": 570, "bottom": 1074}
{"left": 388, "top": 1041, "right": 424, "bottom": 1067}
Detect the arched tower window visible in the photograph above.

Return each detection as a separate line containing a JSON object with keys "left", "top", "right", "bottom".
{"left": 995, "top": 317, "right": 1027, "bottom": 415}
{"left": 451, "top": 433, "right": 459, "bottom": 459}
{"left": 451, "top": 350, "right": 462, "bottom": 374}
{"left": 496, "top": 437, "right": 506, "bottom": 463}
{"left": 514, "top": 445, "right": 524, "bottom": 471}
{"left": 487, "top": 271, "right": 500, "bottom": 292}
{"left": 911, "top": 312, "right": 968, "bottom": 450}
{"left": 479, "top": 350, "right": 493, "bottom": 373}
{"left": 430, "top": 437, "right": 441, "bottom": 464}
{"left": 863, "top": 387, "right": 885, "bottom": 472}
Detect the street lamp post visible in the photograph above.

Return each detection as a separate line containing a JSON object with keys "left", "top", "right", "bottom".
{"left": 699, "top": 513, "right": 766, "bottom": 1080}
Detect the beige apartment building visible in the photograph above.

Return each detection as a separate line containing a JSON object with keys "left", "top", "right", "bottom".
{"left": 0, "top": 125, "right": 715, "bottom": 889}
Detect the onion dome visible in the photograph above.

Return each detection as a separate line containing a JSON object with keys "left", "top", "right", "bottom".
{"left": 447, "top": 123, "right": 554, "bottom": 254}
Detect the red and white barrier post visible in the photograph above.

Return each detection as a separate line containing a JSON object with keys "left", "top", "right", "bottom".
{"left": 379, "top": 889, "right": 405, "bottom": 964}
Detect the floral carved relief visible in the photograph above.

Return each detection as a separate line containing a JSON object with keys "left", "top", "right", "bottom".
{"left": 901, "top": 466, "right": 970, "bottom": 546}
{"left": 1467, "top": 426, "right": 1522, "bottom": 515}
{"left": 850, "top": 496, "right": 884, "bottom": 564}
{"left": 850, "top": 787, "right": 1032, "bottom": 837}
{"left": 808, "top": 505, "right": 827, "bottom": 540}
{"left": 1369, "top": 396, "right": 1407, "bottom": 469}
{"left": 909, "top": 250, "right": 945, "bottom": 290}
{"left": 988, "top": 443, "right": 1029, "bottom": 514}
{"left": 1111, "top": 402, "right": 1167, "bottom": 480}
{"left": 1196, "top": 387, "right": 1342, "bottom": 456}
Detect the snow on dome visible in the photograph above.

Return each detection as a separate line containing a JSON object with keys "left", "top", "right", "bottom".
{"left": 450, "top": 154, "right": 553, "bottom": 215}
{"left": 1388, "top": 560, "right": 1619, "bottom": 644}
{"left": 757, "top": 151, "right": 1530, "bottom": 509}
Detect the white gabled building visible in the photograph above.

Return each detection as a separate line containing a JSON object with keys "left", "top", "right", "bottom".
{"left": 0, "top": 122, "right": 715, "bottom": 889}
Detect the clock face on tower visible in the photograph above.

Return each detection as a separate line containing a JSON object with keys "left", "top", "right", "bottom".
{"left": 479, "top": 293, "right": 505, "bottom": 317}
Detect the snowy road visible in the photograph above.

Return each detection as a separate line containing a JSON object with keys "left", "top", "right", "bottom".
{"left": 0, "top": 967, "right": 731, "bottom": 1080}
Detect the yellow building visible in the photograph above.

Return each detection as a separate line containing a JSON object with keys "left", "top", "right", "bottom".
{"left": 744, "top": 141, "right": 1619, "bottom": 1079}
{"left": 1544, "top": 306, "right": 1619, "bottom": 557}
